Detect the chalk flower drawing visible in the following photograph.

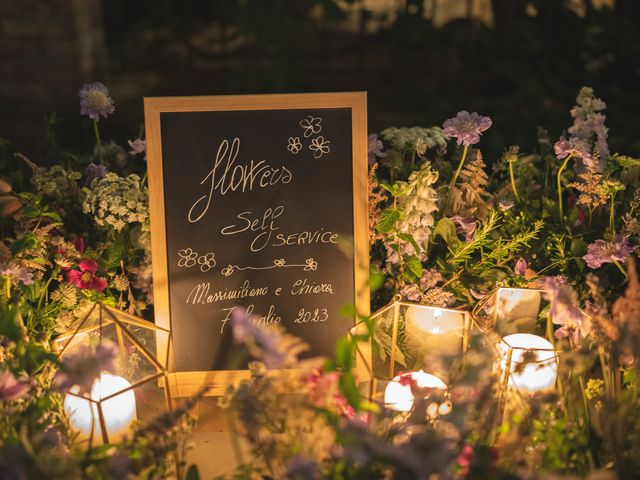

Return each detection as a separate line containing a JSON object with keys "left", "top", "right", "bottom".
{"left": 287, "top": 136, "right": 302, "bottom": 154}
{"left": 221, "top": 258, "right": 318, "bottom": 277}
{"left": 300, "top": 116, "right": 322, "bottom": 138}
{"left": 197, "top": 252, "right": 216, "bottom": 272}
{"left": 177, "top": 248, "right": 198, "bottom": 267}
{"left": 309, "top": 136, "right": 331, "bottom": 159}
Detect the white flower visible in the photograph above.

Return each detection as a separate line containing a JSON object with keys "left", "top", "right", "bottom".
{"left": 309, "top": 136, "right": 331, "bottom": 159}
{"left": 299, "top": 116, "right": 322, "bottom": 138}
{"left": 287, "top": 136, "right": 302, "bottom": 154}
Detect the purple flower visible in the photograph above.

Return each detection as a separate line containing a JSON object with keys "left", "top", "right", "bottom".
{"left": 0, "top": 263, "right": 33, "bottom": 285}
{"left": 84, "top": 162, "right": 108, "bottom": 185}
{"left": 79, "top": 82, "right": 115, "bottom": 121}
{"left": 128, "top": 138, "right": 146, "bottom": 156}
{"left": 285, "top": 455, "right": 321, "bottom": 480}
{"left": 540, "top": 277, "right": 588, "bottom": 342}
{"left": 54, "top": 341, "right": 117, "bottom": 394}
{"left": 368, "top": 133, "right": 385, "bottom": 165}
{"left": 553, "top": 136, "right": 596, "bottom": 169}
{"left": 0, "top": 370, "right": 30, "bottom": 400}
{"left": 514, "top": 258, "right": 527, "bottom": 276}
{"left": 583, "top": 235, "right": 633, "bottom": 269}
{"left": 442, "top": 111, "right": 492, "bottom": 147}
{"left": 400, "top": 284, "right": 422, "bottom": 302}
{"left": 451, "top": 216, "right": 477, "bottom": 241}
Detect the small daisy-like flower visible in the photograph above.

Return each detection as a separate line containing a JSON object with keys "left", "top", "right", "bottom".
{"left": 128, "top": 138, "right": 146, "bottom": 155}
{"left": 299, "top": 116, "right": 322, "bottom": 138}
{"left": 287, "top": 136, "right": 302, "bottom": 154}
{"left": 442, "top": 111, "right": 492, "bottom": 147}
{"left": 583, "top": 235, "right": 633, "bottom": 269}
{"left": 309, "top": 136, "right": 330, "bottom": 159}
{"left": 78, "top": 82, "right": 115, "bottom": 121}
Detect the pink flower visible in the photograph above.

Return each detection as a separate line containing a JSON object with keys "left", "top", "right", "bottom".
{"left": 442, "top": 111, "right": 492, "bottom": 147}
{"left": 583, "top": 235, "right": 633, "bottom": 269}
{"left": 452, "top": 216, "right": 477, "bottom": 241}
{"left": 67, "top": 258, "right": 107, "bottom": 291}
{"left": 514, "top": 258, "right": 527, "bottom": 276}
{"left": 128, "top": 138, "right": 146, "bottom": 155}
{"left": 0, "top": 370, "right": 29, "bottom": 401}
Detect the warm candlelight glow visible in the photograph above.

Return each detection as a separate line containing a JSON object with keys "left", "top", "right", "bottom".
{"left": 64, "top": 373, "right": 137, "bottom": 444}
{"left": 499, "top": 334, "right": 557, "bottom": 392}
{"left": 404, "top": 306, "right": 465, "bottom": 355}
{"left": 495, "top": 288, "right": 542, "bottom": 333}
{"left": 383, "top": 370, "right": 447, "bottom": 412}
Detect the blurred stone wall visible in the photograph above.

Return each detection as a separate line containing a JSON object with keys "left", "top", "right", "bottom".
{"left": 0, "top": 0, "right": 106, "bottom": 153}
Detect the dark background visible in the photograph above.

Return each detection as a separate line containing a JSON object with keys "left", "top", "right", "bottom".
{"left": 1, "top": 0, "right": 639, "bottom": 162}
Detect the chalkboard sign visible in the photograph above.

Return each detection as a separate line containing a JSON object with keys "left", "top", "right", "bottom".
{"left": 144, "top": 93, "right": 369, "bottom": 395}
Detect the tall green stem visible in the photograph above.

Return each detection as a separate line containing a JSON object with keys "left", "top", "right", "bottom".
{"left": 609, "top": 191, "right": 616, "bottom": 234}
{"left": 556, "top": 154, "right": 573, "bottom": 220}
{"left": 93, "top": 119, "right": 102, "bottom": 164}
{"left": 445, "top": 145, "right": 469, "bottom": 212}
{"left": 509, "top": 160, "right": 521, "bottom": 202}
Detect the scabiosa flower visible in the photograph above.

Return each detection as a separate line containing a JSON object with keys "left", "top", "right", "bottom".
{"left": 442, "top": 111, "right": 492, "bottom": 147}
{"left": 583, "top": 235, "right": 633, "bottom": 269}
{"left": 553, "top": 136, "right": 596, "bottom": 168}
{"left": 79, "top": 82, "right": 115, "bottom": 121}
{"left": 67, "top": 258, "right": 107, "bottom": 291}
{"left": 0, "top": 263, "right": 33, "bottom": 285}
{"left": 84, "top": 162, "right": 108, "bottom": 185}
{"left": 128, "top": 138, "right": 146, "bottom": 156}
{"left": 54, "top": 341, "right": 117, "bottom": 394}
{"left": 540, "top": 276, "right": 588, "bottom": 342}
{"left": 0, "top": 370, "right": 30, "bottom": 400}
{"left": 367, "top": 133, "right": 385, "bottom": 165}
{"left": 451, "top": 216, "right": 477, "bottom": 241}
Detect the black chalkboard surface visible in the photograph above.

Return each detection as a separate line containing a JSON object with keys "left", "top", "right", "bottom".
{"left": 145, "top": 93, "right": 369, "bottom": 391}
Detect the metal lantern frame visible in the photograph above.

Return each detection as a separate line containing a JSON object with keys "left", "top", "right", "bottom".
{"left": 373, "top": 299, "right": 473, "bottom": 379}
{"left": 53, "top": 303, "right": 174, "bottom": 445}
{"left": 354, "top": 298, "right": 473, "bottom": 407}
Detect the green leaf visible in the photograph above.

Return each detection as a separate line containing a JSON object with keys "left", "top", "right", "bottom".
{"left": 334, "top": 337, "right": 354, "bottom": 370}
{"left": 11, "top": 234, "right": 39, "bottom": 256}
{"left": 376, "top": 207, "right": 401, "bottom": 233}
{"left": 101, "top": 233, "right": 126, "bottom": 269}
{"left": 339, "top": 373, "right": 360, "bottom": 409}
{"left": 432, "top": 218, "right": 460, "bottom": 248}
{"left": 405, "top": 254, "right": 423, "bottom": 278}
{"left": 0, "top": 304, "right": 24, "bottom": 342}
{"left": 186, "top": 465, "right": 200, "bottom": 480}
{"left": 611, "top": 154, "right": 640, "bottom": 169}
{"left": 397, "top": 232, "right": 421, "bottom": 254}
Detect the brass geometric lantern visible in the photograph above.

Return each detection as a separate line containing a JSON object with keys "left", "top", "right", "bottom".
{"left": 53, "top": 303, "right": 174, "bottom": 445}
{"left": 367, "top": 297, "right": 471, "bottom": 409}
{"left": 492, "top": 287, "right": 546, "bottom": 335}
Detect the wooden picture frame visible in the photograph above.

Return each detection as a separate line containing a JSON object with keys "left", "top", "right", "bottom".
{"left": 144, "top": 92, "right": 370, "bottom": 396}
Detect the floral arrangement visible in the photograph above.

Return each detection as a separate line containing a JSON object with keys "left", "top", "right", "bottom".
{"left": 1, "top": 84, "right": 640, "bottom": 479}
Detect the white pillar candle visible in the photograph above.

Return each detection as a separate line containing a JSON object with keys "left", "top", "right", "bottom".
{"left": 384, "top": 370, "right": 447, "bottom": 412}
{"left": 64, "top": 373, "right": 137, "bottom": 444}
{"left": 495, "top": 288, "right": 541, "bottom": 333}
{"left": 404, "top": 306, "right": 465, "bottom": 355}
{"left": 499, "top": 334, "right": 557, "bottom": 392}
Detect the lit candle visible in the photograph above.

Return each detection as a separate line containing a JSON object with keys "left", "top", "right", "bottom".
{"left": 64, "top": 373, "right": 137, "bottom": 444}
{"left": 404, "top": 306, "right": 465, "bottom": 355}
{"left": 495, "top": 288, "right": 541, "bottom": 333}
{"left": 499, "top": 334, "right": 557, "bottom": 392}
{"left": 384, "top": 370, "right": 447, "bottom": 412}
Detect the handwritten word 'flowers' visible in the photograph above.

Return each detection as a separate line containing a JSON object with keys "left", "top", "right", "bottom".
{"left": 309, "top": 136, "right": 331, "bottom": 159}
{"left": 287, "top": 137, "right": 302, "bottom": 154}
{"left": 299, "top": 116, "right": 322, "bottom": 138}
